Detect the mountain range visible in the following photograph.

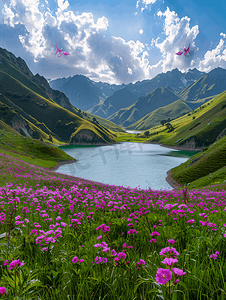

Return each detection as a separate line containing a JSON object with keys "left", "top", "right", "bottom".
{"left": 1, "top": 45, "right": 226, "bottom": 147}
{"left": 0, "top": 47, "right": 122, "bottom": 145}
{"left": 49, "top": 67, "right": 206, "bottom": 111}
{"left": 49, "top": 66, "right": 226, "bottom": 130}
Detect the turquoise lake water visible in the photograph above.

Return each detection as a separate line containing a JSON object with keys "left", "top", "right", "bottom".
{"left": 55, "top": 142, "right": 197, "bottom": 191}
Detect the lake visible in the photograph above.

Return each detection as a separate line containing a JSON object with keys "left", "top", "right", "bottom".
{"left": 56, "top": 142, "right": 197, "bottom": 191}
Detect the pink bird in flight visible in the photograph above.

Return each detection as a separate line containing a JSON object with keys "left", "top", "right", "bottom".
{"left": 176, "top": 44, "right": 190, "bottom": 57}
{"left": 55, "top": 44, "right": 70, "bottom": 57}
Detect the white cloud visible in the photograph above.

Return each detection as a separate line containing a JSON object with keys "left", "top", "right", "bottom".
{"left": 95, "top": 16, "right": 108, "bottom": 31}
{"left": 57, "top": 0, "right": 70, "bottom": 12}
{"left": 198, "top": 34, "right": 226, "bottom": 72}
{"left": 136, "top": 0, "right": 158, "bottom": 13}
{"left": 1, "top": 0, "right": 150, "bottom": 84}
{"left": 148, "top": 6, "right": 199, "bottom": 75}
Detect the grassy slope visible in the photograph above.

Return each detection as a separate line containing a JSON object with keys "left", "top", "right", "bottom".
{"left": 0, "top": 127, "right": 74, "bottom": 170}
{"left": 140, "top": 90, "right": 226, "bottom": 148}
{"left": 0, "top": 70, "right": 116, "bottom": 143}
{"left": 178, "top": 74, "right": 218, "bottom": 102}
{"left": 127, "top": 100, "right": 192, "bottom": 130}
{"left": 0, "top": 63, "right": 53, "bottom": 101}
{"left": 170, "top": 135, "right": 226, "bottom": 189}
{"left": 82, "top": 110, "right": 126, "bottom": 132}
{"left": 0, "top": 99, "right": 55, "bottom": 142}
{"left": 69, "top": 121, "right": 117, "bottom": 144}
{"left": 107, "top": 86, "right": 182, "bottom": 128}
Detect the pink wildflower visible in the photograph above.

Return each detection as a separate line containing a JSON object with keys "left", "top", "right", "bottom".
{"left": 9, "top": 259, "right": 25, "bottom": 270}
{"left": 0, "top": 287, "right": 7, "bottom": 295}
{"left": 172, "top": 268, "right": 186, "bottom": 276}
{"left": 111, "top": 249, "right": 117, "bottom": 256}
{"left": 156, "top": 268, "right": 172, "bottom": 285}
{"left": 161, "top": 257, "right": 178, "bottom": 267}
{"left": 168, "top": 239, "right": 175, "bottom": 244}
{"left": 150, "top": 239, "right": 157, "bottom": 243}
{"left": 150, "top": 231, "right": 159, "bottom": 236}
{"left": 72, "top": 256, "right": 79, "bottom": 263}
{"left": 4, "top": 260, "right": 9, "bottom": 266}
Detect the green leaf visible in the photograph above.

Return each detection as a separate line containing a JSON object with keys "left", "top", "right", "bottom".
{"left": 147, "top": 288, "right": 159, "bottom": 294}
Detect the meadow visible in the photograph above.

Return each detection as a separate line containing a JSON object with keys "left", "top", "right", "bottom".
{"left": 0, "top": 151, "right": 226, "bottom": 299}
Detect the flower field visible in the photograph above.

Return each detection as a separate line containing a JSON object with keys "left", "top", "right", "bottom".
{"left": 0, "top": 153, "right": 226, "bottom": 299}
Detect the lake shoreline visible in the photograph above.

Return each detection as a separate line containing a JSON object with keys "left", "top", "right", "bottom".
{"left": 165, "top": 169, "right": 183, "bottom": 189}
{"left": 145, "top": 140, "right": 204, "bottom": 152}
{"left": 50, "top": 159, "right": 77, "bottom": 172}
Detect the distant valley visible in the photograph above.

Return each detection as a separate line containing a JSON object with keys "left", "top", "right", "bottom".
{"left": 49, "top": 66, "right": 226, "bottom": 130}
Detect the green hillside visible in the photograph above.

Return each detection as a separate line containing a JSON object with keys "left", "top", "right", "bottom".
{"left": 177, "top": 68, "right": 226, "bottom": 109}
{"left": 0, "top": 59, "right": 52, "bottom": 101}
{"left": 140, "top": 90, "right": 226, "bottom": 149}
{"left": 107, "top": 86, "right": 182, "bottom": 128}
{"left": 127, "top": 99, "right": 192, "bottom": 130}
{"left": 0, "top": 69, "right": 116, "bottom": 144}
{"left": 170, "top": 134, "right": 226, "bottom": 189}
{"left": 0, "top": 127, "right": 75, "bottom": 170}
{"left": 78, "top": 110, "right": 126, "bottom": 133}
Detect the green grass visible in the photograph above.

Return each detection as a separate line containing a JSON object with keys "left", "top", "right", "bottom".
{"left": 0, "top": 128, "right": 74, "bottom": 175}
{"left": 170, "top": 135, "right": 226, "bottom": 189}
{"left": 0, "top": 68, "right": 117, "bottom": 144}
{"left": 0, "top": 151, "right": 226, "bottom": 299}
{"left": 114, "top": 132, "right": 147, "bottom": 143}
{"left": 139, "top": 90, "right": 226, "bottom": 148}
{"left": 128, "top": 100, "right": 192, "bottom": 130}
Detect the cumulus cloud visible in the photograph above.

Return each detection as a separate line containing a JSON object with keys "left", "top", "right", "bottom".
{"left": 136, "top": 0, "right": 158, "bottom": 13}
{"left": 1, "top": 0, "right": 149, "bottom": 84}
{"left": 147, "top": 6, "right": 199, "bottom": 76}
{"left": 2, "top": 1, "right": 225, "bottom": 85}
{"left": 198, "top": 33, "right": 226, "bottom": 72}
{"left": 148, "top": 7, "right": 226, "bottom": 76}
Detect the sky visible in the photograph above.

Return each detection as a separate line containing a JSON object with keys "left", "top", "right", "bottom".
{"left": 0, "top": 0, "right": 226, "bottom": 84}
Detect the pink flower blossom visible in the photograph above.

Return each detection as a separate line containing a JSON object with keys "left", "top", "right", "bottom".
{"left": 186, "top": 219, "right": 195, "bottom": 224}
{"left": 150, "top": 231, "right": 159, "bottom": 236}
{"left": 161, "top": 257, "right": 178, "bottom": 267}
{"left": 159, "top": 247, "right": 179, "bottom": 257}
{"left": 4, "top": 260, "right": 9, "bottom": 266}
{"left": 111, "top": 249, "right": 117, "bottom": 256}
{"left": 60, "top": 222, "right": 67, "bottom": 227}
{"left": 172, "top": 268, "right": 186, "bottom": 277}
{"left": 137, "top": 259, "right": 145, "bottom": 265}
{"left": 128, "top": 229, "right": 138, "bottom": 234}
{"left": 150, "top": 239, "right": 157, "bottom": 243}
{"left": 117, "top": 252, "right": 127, "bottom": 260}
{"left": 156, "top": 268, "right": 172, "bottom": 285}
{"left": 95, "top": 256, "right": 102, "bottom": 264}
{"left": 72, "top": 256, "right": 79, "bottom": 263}
{"left": 9, "top": 259, "right": 25, "bottom": 270}
{"left": 0, "top": 287, "right": 7, "bottom": 295}
{"left": 96, "top": 224, "right": 110, "bottom": 232}
{"left": 168, "top": 239, "right": 175, "bottom": 244}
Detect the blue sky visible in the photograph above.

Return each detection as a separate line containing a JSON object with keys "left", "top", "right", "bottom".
{"left": 0, "top": 0, "right": 226, "bottom": 84}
